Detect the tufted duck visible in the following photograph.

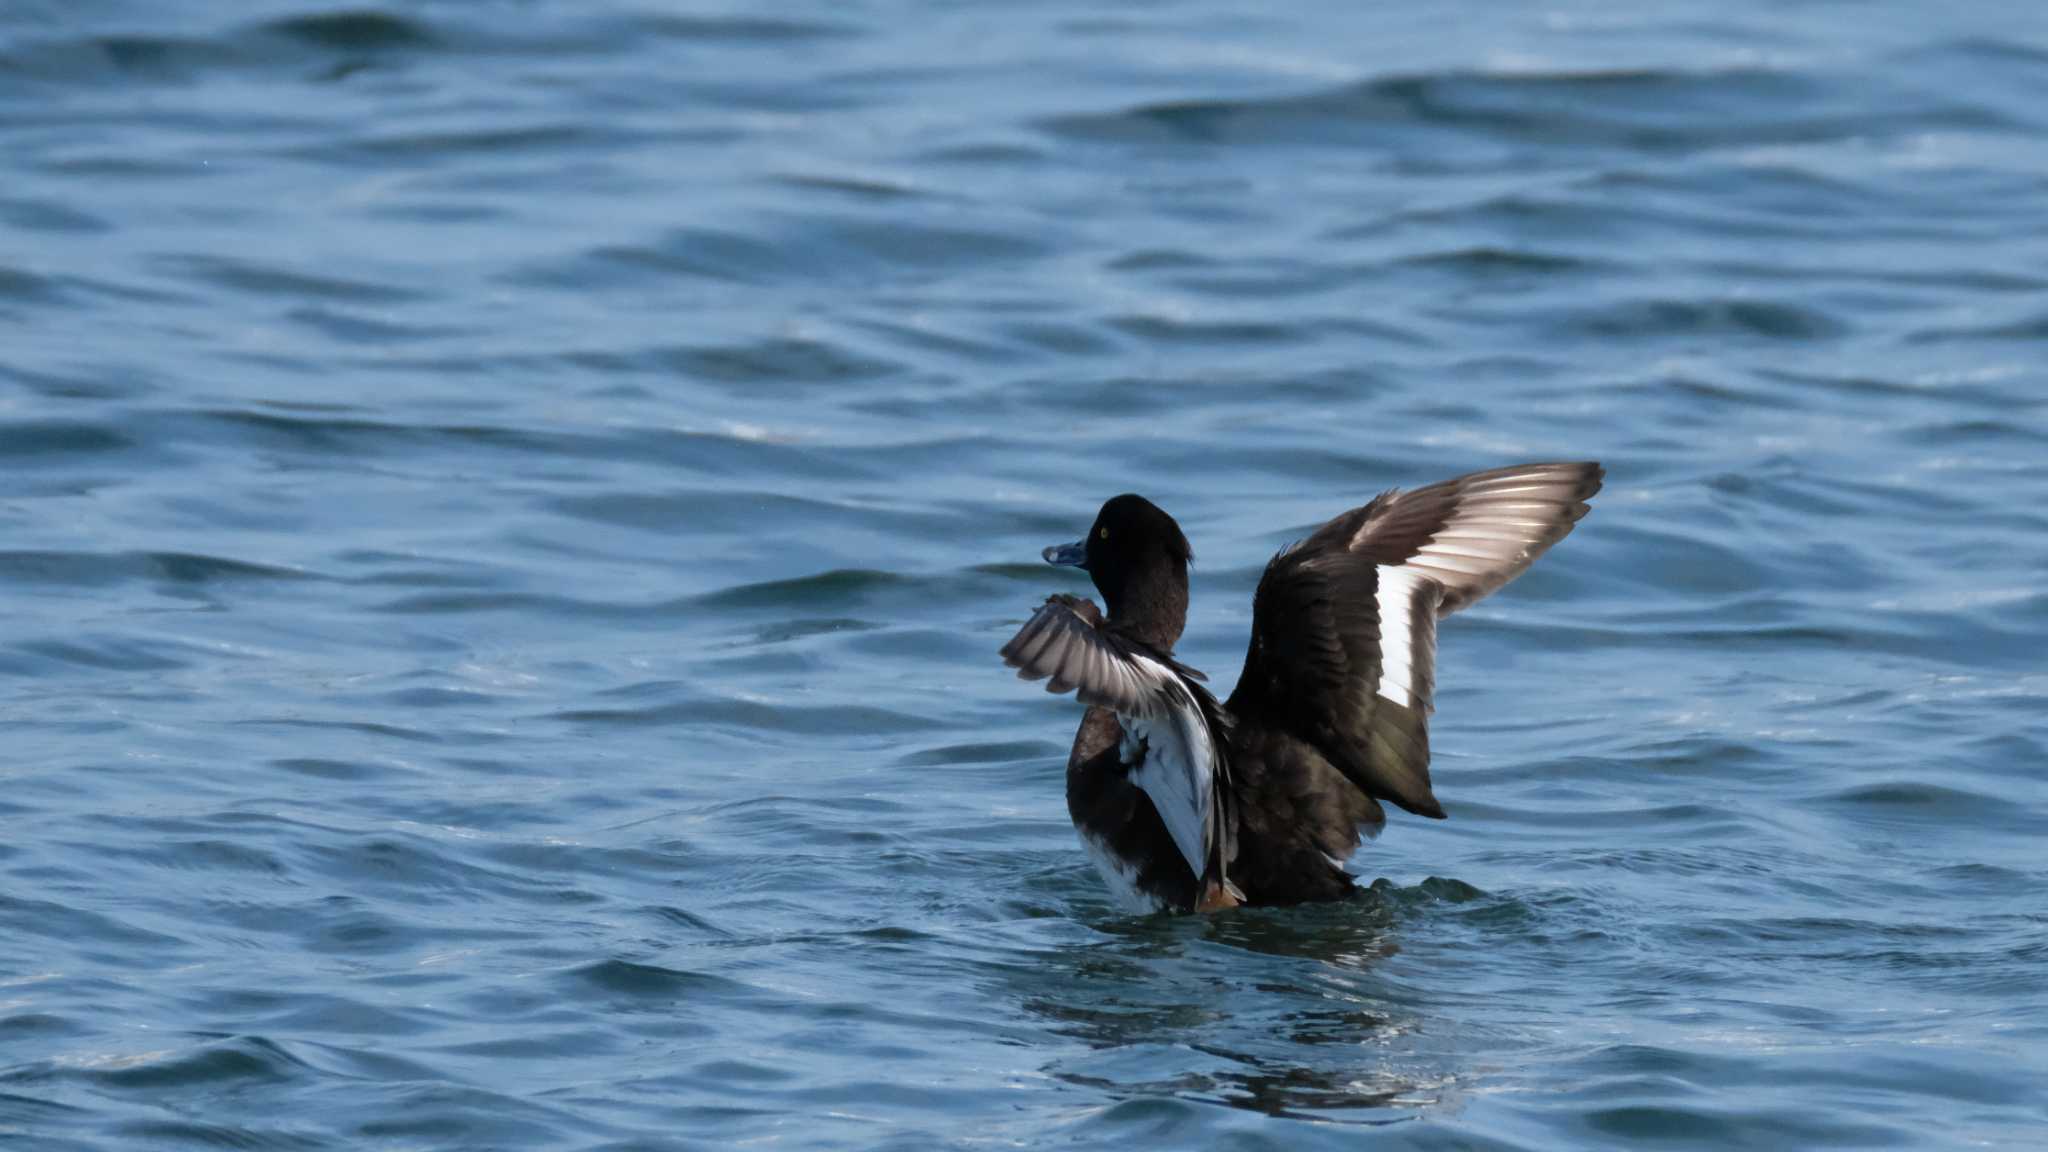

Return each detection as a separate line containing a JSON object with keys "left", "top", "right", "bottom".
{"left": 1000, "top": 462, "right": 1602, "bottom": 912}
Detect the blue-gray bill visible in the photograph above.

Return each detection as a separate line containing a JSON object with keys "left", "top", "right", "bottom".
{"left": 1043, "top": 541, "right": 1087, "bottom": 567}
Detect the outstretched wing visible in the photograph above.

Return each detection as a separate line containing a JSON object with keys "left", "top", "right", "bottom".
{"left": 1227, "top": 462, "right": 1602, "bottom": 818}
{"left": 1001, "top": 596, "right": 1229, "bottom": 885}
{"left": 1312, "top": 461, "right": 1605, "bottom": 615}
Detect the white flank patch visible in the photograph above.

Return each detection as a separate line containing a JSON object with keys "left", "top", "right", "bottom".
{"left": 1375, "top": 566, "right": 1427, "bottom": 706}
{"left": 1121, "top": 654, "right": 1218, "bottom": 884}
{"left": 1078, "top": 830, "right": 1163, "bottom": 913}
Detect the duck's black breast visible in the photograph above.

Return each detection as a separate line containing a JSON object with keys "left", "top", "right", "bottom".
{"left": 1064, "top": 706, "right": 1202, "bottom": 913}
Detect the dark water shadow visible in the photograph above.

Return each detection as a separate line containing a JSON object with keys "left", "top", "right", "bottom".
{"left": 1013, "top": 887, "right": 1454, "bottom": 1123}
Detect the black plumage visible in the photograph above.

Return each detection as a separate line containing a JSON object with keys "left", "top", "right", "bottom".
{"left": 1001, "top": 462, "right": 1603, "bottom": 912}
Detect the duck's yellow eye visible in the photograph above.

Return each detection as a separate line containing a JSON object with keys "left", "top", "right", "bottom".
{"left": 1098, "top": 527, "right": 1109, "bottom": 540}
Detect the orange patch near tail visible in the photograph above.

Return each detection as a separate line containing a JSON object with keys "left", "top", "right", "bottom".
{"left": 1196, "top": 881, "right": 1242, "bottom": 912}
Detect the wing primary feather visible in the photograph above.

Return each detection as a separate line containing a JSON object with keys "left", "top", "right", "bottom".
{"left": 1001, "top": 604, "right": 1225, "bottom": 883}
{"left": 1001, "top": 614, "right": 1059, "bottom": 670}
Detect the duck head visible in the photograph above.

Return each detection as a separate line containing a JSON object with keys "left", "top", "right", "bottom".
{"left": 1043, "top": 493, "right": 1192, "bottom": 650}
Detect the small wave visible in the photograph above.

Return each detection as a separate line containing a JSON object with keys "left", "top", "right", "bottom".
{"left": 0, "top": 419, "right": 133, "bottom": 460}
{"left": 561, "top": 958, "right": 764, "bottom": 1005}
{"left": 1395, "top": 245, "right": 1606, "bottom": 276}
{"left": 639, "top": 905, "right": 731, "bottom": 935}
{"left": 154, "top": 253, "right": 422, "bottom": 304}
{"left": 551, "top": 694, "right": 942, "bottom": 736}
{"left": 108, "top": 1119, "right": 332, "bottom": 1150}
{"left": 76, "top": 1035, "right": 307, "bottom": 1090}
{"left": 538, "top": 215, "right": 1050, "bottom": 290}
{"left": 1897, "top": 418, "right": 2048, "bottom": 449}
{"left": 96, "top": 839, "right": 290, "bottom": 878}
{"left": 371, "top": 590, "right": 684, "bottom": 619}
{"left": 1908, "top": 312, "right": 2048, "bottom": 343}
{"left": 253, "top": 10, "right": 436, "bottom": 51}
{"left": 354, "top": 1083, "right": 580, "bottom": 1146}
{"left": 1043, "top": 65, "right": 2006, "bottom": 153}
{"left": 5, "top": 635, "right": 192, "bottom": 674}
{"left": 896, "top": 739, "right": 1064, "bottom": 766}
{"left": 0, "top": 32, "right": 236, "bottom": 87}
{"left": 0, "top": 264, "right": 64, "bottom": 305}
{"left": 272, "top": 757, "right": 391, "bottom": 781}
{"left": 1819, "top": 781, "right": 2019, "bottom": 818}
{"left": 0, "top": 1013, "right": 85, "bottom": 1038}
{"left": 1581, "top": 1103, "right": 1906, "bottom": 1148}
{"left": 300, "top": 834, "right": 600, "bottom": 910}
{"left": 1558, "top": 297, "right": 1848, "bottom": 341}
{"left": 0, "top": 196, "right": 108, "bottom": 235}
{"left": 739, "top": 616, "right": 879, "bottom": 645}
{"left": 302, "top": 121, "right": 621, "bottom": 164}
{"left": 236, "top": 717, "right": 451, "bottom": 745}
{"left": 548, "top": 489, "right": 953, "bottom": 538}
{"left": 772, "top": 171, "right": 931, "bottom": 202}
{"left": 283, "top": 304, "right": 465, "bottom": 345}
{"left": 637, "top": 14, "right": 856, "bottom": 43}
{"left": 0, "top": 11, "right": 437, "bottom": 89}
{"left": 554, "top": 335, "right": 902, "bottom": 393}
{"left": 694, "top": 567, "right": 913, "bottom": 610}
{"left": 0, "top": 549, "right": 312, "bottom": 589}
{"left": 1109, "top": 313, "right": 1318, "bottom": 347}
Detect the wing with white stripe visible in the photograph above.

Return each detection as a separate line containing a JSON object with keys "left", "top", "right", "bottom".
{"left": 1227, "top": 462, "right": 1600, "bottom": 819}
{"left": 1001, "top": 596, "right": 1227, "bottom": 884}
{"left": 1228, "top": 548, "right": 1445, "bottom": 817}
{"left": 1332, "top": 461, "right": 1603, "bottom": 615}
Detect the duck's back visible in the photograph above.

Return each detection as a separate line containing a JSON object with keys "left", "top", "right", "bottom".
{"left": 1218, "top": 722, "right": 1383, "bottom": 905}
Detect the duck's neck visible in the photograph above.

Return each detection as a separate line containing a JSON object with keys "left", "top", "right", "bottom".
{"left": 1107, "top": 563, "right": 1188, "bottom": 653}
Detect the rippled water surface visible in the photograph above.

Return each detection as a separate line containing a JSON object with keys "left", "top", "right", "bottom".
{"left": 5, "top": 2, "right": 2047, "bottom": 1148}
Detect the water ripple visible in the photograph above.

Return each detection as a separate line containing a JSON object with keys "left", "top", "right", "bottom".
{"left": 4, "top": 1, "right": 2046, "bottom": 1149}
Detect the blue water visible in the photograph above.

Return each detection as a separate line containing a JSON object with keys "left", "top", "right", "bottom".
{"left": 4, "top": 2, "right": 2046, "bottom": 1148}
